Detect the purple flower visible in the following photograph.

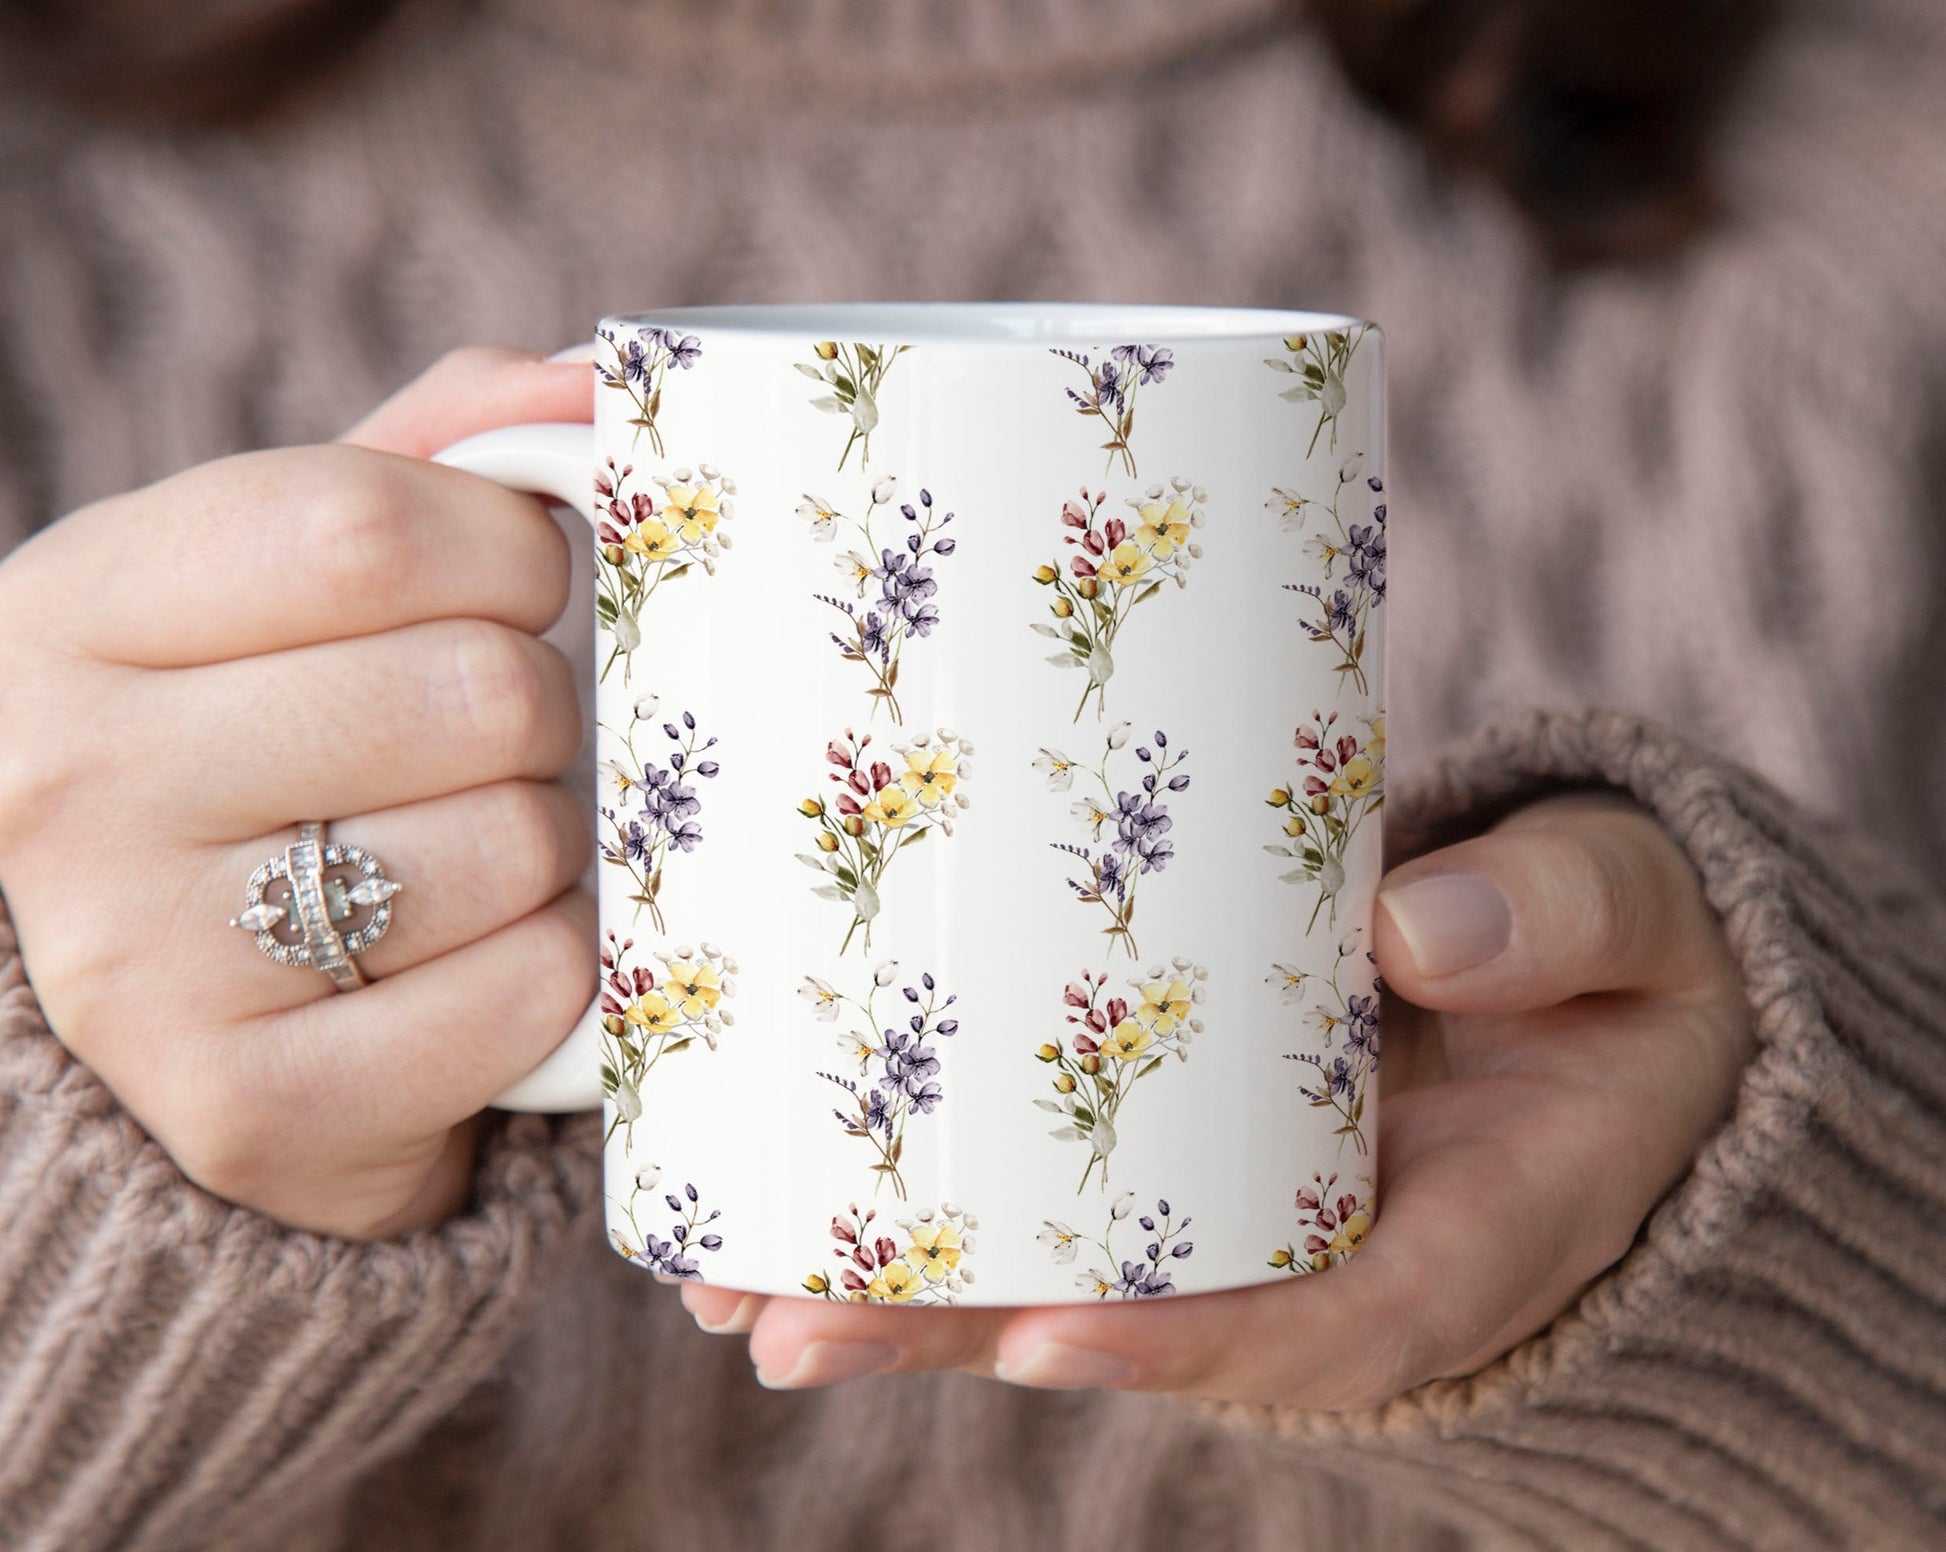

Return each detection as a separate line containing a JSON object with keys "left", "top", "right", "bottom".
{"left": 664, "top": 333, "right": 702, "bottom": 369}
{"left": 901, "top": 599, "right": 940, "bottom": 638}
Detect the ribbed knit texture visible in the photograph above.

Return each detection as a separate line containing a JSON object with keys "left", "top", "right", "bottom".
{"left": 0, "top": 0, "right": 1943, "bottom": 1548}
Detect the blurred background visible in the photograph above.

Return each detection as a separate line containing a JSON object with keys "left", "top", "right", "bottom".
{"left": 1, "top": 0, "right": 1942, "bottom": 871}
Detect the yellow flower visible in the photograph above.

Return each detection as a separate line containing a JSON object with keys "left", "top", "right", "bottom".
{"left": 661, "top": 483, "right": 720, "bottom": 543}
{"left": 1329, "top": 756, "right": 1378, "bottom": 799}
{"left": 799, "top": 796, "right": 825, "bottom": 817}
{"left": 898, "top": 749, "right": 958, "bottom": 808}
{"left": 1133, "top": 497, "right": 1193, "bottom": 558}
{"left": 1095, "top": 541, "right": 1151, "bottom": 587}
{"left": 1363, "top": 715, "right": 1387, "bottom": 762}
{"left": 816, "top": 831, "right": 840, "bottom": 853}
{"left": 867, "top": 1261, "right": 923, "bottom": 1301}
{"left": 863, "top": 786, "right": 920, "bottom": 827}
{"left": 1284, "top": 815, "right": 1306, "bottom": 838}
{"left": 1099, "top": 1019, "right": 1154, "bottom": 1062}
{"left": 623, "top": 991, "right": 682, "bottom": 1037}
{"left": 662, "top": 961, "right": 721, "bottom": 1018}
{"left": 814, "top": 340, "right": 840, "bottom": 361}
{"left": 1329, "top": 1211, "right": 1372, "bottom": 1258}
{"left": 904, "top": 1220, "right": 964, "bottom": 1282}
{"left": 1033, "top": 564, "right": 1059, "bottom": 584}
{"left": 802, "top": 1272, "right": 830, "bottom": 1294}
{"left": 1137, "top": 977, "right": 1193, "bottom": 1034}
{"left": 623, "top": 520, "right": 681, "bottom": 562}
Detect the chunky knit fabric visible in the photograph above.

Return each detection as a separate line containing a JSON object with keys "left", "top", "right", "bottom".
{"left": 1, "top": 1, "right": 1943, "bottom": 1549}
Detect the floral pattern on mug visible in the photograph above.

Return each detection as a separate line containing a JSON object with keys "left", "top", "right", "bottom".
{"left": 1034, "top": 961, "right": 1206, "bottom": 1192}
{"left": 1272, "top": 460, "right": 1386, "bottom": 696}
{"left": 1265, "top": 709, "right": 1385, "bottom": 928}
{"left": 1268, "top": 1171, "right": 1371, "bottom": 1275}
{"left": 803, "top": 478, "right": 957, "bottom": 724}
{"left": 1268, "top": 928, "right": 1381, "bottom": 1156}
{"left": 594, "top": 460, "right": 738, "bottom": 683}
{"left": 1038, "top": 724, "right": 1189, "bottom": 958}
{"left": 796, "top": 340, "right": 911, "bottom": 470}
{"left": 1263, "top": 325, "right": 1367, "bottom": 455}
{"left": 597, "top": 697, "right": 721, "bottom": 931}
{"left": 1050, "top": 344, "right": 1175, "bottom": 477}
{"left": 1040, "top": 1191, "right": 1193, "bottom": 1297}
{"left": 797, "top": 726, "right": 971, "bottom": 953}
{"left": 804, "top": 1201, "right": 977, "bottom": 1304}
{"left": 596, "top": 323, "right": 703, "bottom": 457}
{"left": 1031, "top": 481, "right": 1207, "bottom": 721}
{"left": 806, "top": 962, "right": 961, "bottom": 1200}
{"left": 610, "top": 1164, "right": 725, "bottom": 1280}
{"left": 599, "top": 933, "right": 738, "bottom": 1148}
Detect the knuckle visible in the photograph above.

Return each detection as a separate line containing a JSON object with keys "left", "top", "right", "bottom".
{"left": 295, "top": 449, "right": 425, "bottom": 604}
{"left": 479, "top": 783, "right": 581, "bottom": 917}
{"left": 158, "top": 1070, "right": 283, "bottom": 1202}
{"left": 520, "top": 899, "right": 597, "bottom": 1014}
{"left": 443, "top": 621, "right": 551, "bottom": 766}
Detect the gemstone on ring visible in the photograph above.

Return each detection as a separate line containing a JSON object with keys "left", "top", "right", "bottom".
{"left": 230, "top": 823, "right": 401, "bottom": 989}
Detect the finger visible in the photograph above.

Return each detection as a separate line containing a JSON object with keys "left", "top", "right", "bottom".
{"left": 1373, "top": 795, "right": 1728, "bottom": 1013}
{"left": 206, "top": 780, "right": 591, "bottom": 1009}
{"left": 744, "top": 1297, "right": 1009, "bottom": 1390}
{"left": 679, "top": 1282, "right": 768, "bottom": 1336}
{"left": 46, "top": 443, "right": 572, "bottom": 667}
{"left": 136, "top": 618, "right": 582, "bottom": 837}
{"left": 987, "top": 1078, "right": 1637, "bottom": 1408}
{"left": 339, "top": 345, "right": 592, "bottom": 459}
{"left": 249, "top": 885, "right": 598, "bottom": 1138}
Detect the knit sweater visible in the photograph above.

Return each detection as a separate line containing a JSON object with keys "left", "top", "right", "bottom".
{"left": 0, "top": 1, "right": 1943, "bottom": 1549}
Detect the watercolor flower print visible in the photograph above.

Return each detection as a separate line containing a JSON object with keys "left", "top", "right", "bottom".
{"left": 1051, "top": 343, "right": 1176, "bottom": 477}
{"left": 801, "top": 478, "right": 957, "bottom": 724}
{"left": 804, "top": 962, "right": 961, "bottom": 1200}
{"left": 609, "top": 1164, "right": 725, "bottom": 1281}
{"left": 1031, "top": 480, "right": 1208, "bottom": 721}
{"left": 1040, "top": 1192, "right": 1193, "bottom": 1298}
{"left": 804, "top": 1202, "right": 977, "bottom": 1304}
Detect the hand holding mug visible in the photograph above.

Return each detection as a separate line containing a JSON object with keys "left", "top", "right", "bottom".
{"left": 679, "top": 794, "right": 1753, "bottom": 1403}
{"left": 0, "top": 349, "right": 597, "bottom": 1237}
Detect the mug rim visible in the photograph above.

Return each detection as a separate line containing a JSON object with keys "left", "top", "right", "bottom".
{"left": 601, "top": 300, "right": 1375, "bottom": 346}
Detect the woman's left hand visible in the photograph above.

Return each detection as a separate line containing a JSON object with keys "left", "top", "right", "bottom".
{"left": 678, "top": 793, "right": 1753, "bottom": 1405}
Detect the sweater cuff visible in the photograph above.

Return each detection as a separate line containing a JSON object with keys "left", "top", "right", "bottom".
{"left": 0, "top": 898, "right": 603, "bottom": 1552}
{"left": 1196, "top": 708, "right": 1946, "bottom": 1548}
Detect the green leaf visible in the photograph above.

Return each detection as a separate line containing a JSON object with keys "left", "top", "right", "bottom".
{"left": 1136, "top": 1056, "right": 1164, "bottom": 1079}
{"left": 596, "top": 595, "right": 619, "bottom": 624}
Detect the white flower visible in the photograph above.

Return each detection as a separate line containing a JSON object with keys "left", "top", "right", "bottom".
{"left": 797, "top": 494, "right": 840, "bottom": 542}
{"left": 1338, "top": 451, "right": 1364, "bottom": 484}
{"left": 1267, "top": 965, "right": 1306, "bottom": 1004}
{"left": 1105, "top": 721, "right": 1132, "bottom": 750}
{"left": 1071, "top": 797, "right": 1112, "bottom": 836}
{"left": 1110, "top": 1190, "right": 1136, "bottom": 1221}
{"left": 836, "top": 1029, "right": 877, "bottom": 1066}
{"left": 836, "top": 549, "right": 875, "bottom": 597}
{"left": 1038, "top": 1222, "right": 1079, "bottom": 1264}
{"left": 611, "top": 612, "right": 641, "bottom": 652}
{"left": 1077, "top": 1268, "right": 1116, "bottom": 1296}
{"left": 798, "top": 976, "right": 841, "bottom": 1020}
{"left": 871, "top": 477, "right": 899, "bottom": 506}
{"left": 632, "top": 692, "right": 661, "bottom": 722}
{"left": 873, "top": 959, "right": 900, "bottom": 987}
{"left": 1033, "top": 749, "right": 1076, "bottom": 791}
{"left": 601, "top": 760, "right": 635, "bottom": 800}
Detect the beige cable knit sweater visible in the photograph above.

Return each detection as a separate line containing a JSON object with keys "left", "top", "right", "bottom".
{"left": 1, "top": 1, "right": 1943, "bottom": 1548}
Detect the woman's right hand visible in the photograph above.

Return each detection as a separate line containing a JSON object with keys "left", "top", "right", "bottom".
{"left": 0, "top": 347, "right": 598, "bottom": 1238}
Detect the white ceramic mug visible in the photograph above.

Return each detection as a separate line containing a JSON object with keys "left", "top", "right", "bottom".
{"left": 439, "top": 303, "right": 1385, "bottom": 1305}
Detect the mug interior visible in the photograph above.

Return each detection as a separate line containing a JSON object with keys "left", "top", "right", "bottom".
{"left": 603, "top": 301, "right": 1370, "bottom": 345}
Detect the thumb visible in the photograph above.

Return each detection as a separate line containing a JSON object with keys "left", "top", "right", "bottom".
{"left": 1373, "top": 793, "right": 1723, "bottom": 1013}
{"left": 338, "top": 344, "right": 593, "bottom": 459}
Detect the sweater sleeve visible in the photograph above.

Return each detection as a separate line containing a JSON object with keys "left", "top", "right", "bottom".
{"left": 0, "top": 895, "right": 604, "bottom": 1552}
{"left": 1194, "top": 708, "right": 1946, "bottom": 1550}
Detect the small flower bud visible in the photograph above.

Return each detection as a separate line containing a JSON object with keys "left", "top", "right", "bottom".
{"left": 1036, "top": 1043, "right": 1061, "bottom": 1062}
{"left": 803, "top": 1273, "right": 829, "bottom": 1294}
{"left": 603, "top": 543, "right": 626, "bottom": 566}
{"left": 814, "top": 341, "right": 840, "bottom": 360}
{"left": 843, "top": 814, "right": 866, "bottom": 837}
{"left": 1310, "top": 794, "right": 1330, "bottom": 815}
{"left": 1033, "top": 564, "right": 1058, "bottom": 584}
{"left": 816, "top": 831, "right": 840, "bottom": 853}
{"left": 602, "top": 1014, "right": 626, "bottom": 1037}
{"left": 1051, "top": 597, "right": 1073, "bottom": 618}
{"left": 1054, "top": 1072, "right": 1077, "bottom": 1094}
{"left": 799, "top": 797, "right": 824, "bottom": 817}
{"left": 1077, "top": 578, "right": 1099, "bottom": 600}
{"left": 1106, "top": 721, "right": 1133, "bottom": 750}
{"left": 1268, "top": 1248, "right": 1293, "bottom": 1268}
{"left": 1080, "top": 1054, "right": 1102, "bottom": 1076}
{"left": 1268, "top": 787, "right": 1291, "bottom": 805}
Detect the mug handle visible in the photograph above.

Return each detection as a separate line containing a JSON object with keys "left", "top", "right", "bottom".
{"left": 434, "top": 422, "right": 606, "bottom": 1113}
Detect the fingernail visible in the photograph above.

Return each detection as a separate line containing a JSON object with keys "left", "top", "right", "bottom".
{"left": 755, "top": 1340, "right": 898, "bottom": 1390}
{"left": 1379, "top": 872, "right": 1513, "bottom": 977}
{"left": 695, "top": 1296, "right": 760, "bottom": 1336}
{"left": 545, "top": 341, "right": 598, "bottom": 363}
{"left": 994, "top": 1342, "right": 1137, "bottom": 1390}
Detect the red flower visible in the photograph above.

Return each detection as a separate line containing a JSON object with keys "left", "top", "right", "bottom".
{"left": 874, "top": 1236, "right": 898, "bottom": 1269}
{"left": 1063, "top": 982, "right": 1091, "bottom": 1008}
{"left": 1071, "top": 555, "right": 1097, "bottom": 579}
{"left": 841, "top": 1268, "right": 868, "bottom": 1292}
{"left": 1102, "top": 517, "right": 1126, "bottom": 548}
{"left": 831, "top": 1217, "right": 857, "bottom": 1244}
{"left": 869, "top": 760, "right": 893, "bottom": 792}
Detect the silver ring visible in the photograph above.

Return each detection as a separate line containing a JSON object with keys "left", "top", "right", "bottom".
{"left": 230, "top": 821, "right": 402, "bottom": 992}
